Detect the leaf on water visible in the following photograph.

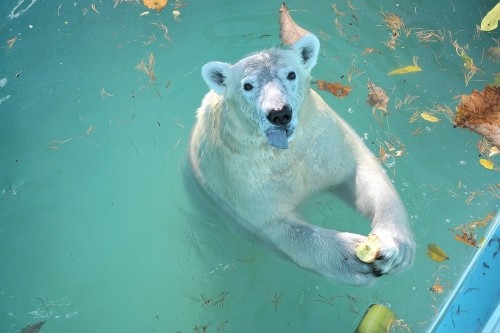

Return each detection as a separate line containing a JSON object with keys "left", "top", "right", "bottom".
{"left": 367, "top": 81, "right": 389, "bottom": 114}
{"left": 420, "top": 112, "right": 440, "bottom": 123}
{"left": 480, "top": 2, "right": 500, "bottom": 31}
{"left": 21, "top": 321, "right": 45, "bottom": 333}
{"left": 470, "top": 212, "right": 495, "bottom": 228}
{"left": 143, "top": 0, "right": 167, "bottom": 11}
{"left": 316, "top": 80, "right": 352, "bottom": 98}
{"left": 279, "top": 2, "right": 311, "bottom": 45}
{"left": 387, "top": 65, "right": 422, "bottom": 75}
{"left": 460, "top": 52, "right": 475, "bottom": 71}
{"left": 479, "top": 158, "right": 494, "bottom": 170}
{"left": 430, "top": 277, "right": 445, "bottom": 294}
{"left": 427, "top": 244, "right": 449, "bottom": 262}
{"left": 454, "top": 86, "right": 500, "bottom": 147}
{"left": 453, "top": 229, "right": 477, "bottom": 247}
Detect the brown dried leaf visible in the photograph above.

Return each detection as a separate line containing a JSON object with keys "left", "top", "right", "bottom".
{"left": 21, "top": 321, "right": 45, "bottom": 333}
{"left": 469, "top": 212, "right": 495, "bottom": 228}
{"left": 367, "top": 81, "right": 389, "bottom": 114}
{"left": 430, "top": 277, "right": 446, "bottom": 294}
{"left": 453, "top": 228, "right": 477, "bottom": 247}
{"left": 143, "top": 0, "right": 167, "bottom": 11}
{"left": 316, "top": 80, "right": 352, "bottom": 98}
{"left": 454, "top": 86, "right": 500, "bottom": 147}
{"left": 279, "top": 2, "right": 311, "bottom": 45}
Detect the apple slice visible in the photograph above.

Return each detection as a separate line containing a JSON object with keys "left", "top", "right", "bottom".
{"left": 355, "top": 234, "right": 381, "bottom": 263}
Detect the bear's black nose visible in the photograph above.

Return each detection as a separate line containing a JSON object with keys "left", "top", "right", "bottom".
{"left": 267, "top": 105, "right": 292, "bottom": 126}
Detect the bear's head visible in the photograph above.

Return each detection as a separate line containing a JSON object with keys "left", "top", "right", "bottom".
{"left": 201, "top": 34, "right": 320, "bottom": 149}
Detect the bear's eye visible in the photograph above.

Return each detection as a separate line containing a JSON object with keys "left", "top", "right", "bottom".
{"left": 287, "top": 71, "right": 296, "bottom": 80}
{"left": 243, "top": 83, "right": 253, "bottom": 91}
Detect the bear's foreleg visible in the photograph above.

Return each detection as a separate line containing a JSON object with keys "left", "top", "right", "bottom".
{"left": 348, "top": 163, "right": 416, "bottom": 276}
{"left": 260, "top": 212, "right": 383, "bottom": 286}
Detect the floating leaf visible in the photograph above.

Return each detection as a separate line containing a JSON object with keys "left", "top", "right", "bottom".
{"left": 430, "top": 277, "right": 446, "bottom": 294}
{"left": 388, "top": 65, "right": 422, "bottom": 75}
{"left": 20, "top": 321, "right": 45, "bottom": 333}
{"left": 469, "top": 212, "right": 495, "bottom": 228}
{"left": 279, "top": 2, "right": 311, "bottom": 45}
{"left": 453, "top": 228, "right": 477, "bottom": 247}
{"left": 454, "top": 86, "right": 500, "bottom": 147}
{"left": 479, "top": 158, "right": 494, "bottom": 170}
{"left": 427, "top": 244, "right": 449, "bottom": 262}
{"left": 143, "top": 0, "right": 167, "bottom": 11}
{"left": 457, "top": 49, "right": 475, "bottom": 71}
{"left": 420, "top": 112, "right": 440, "bottom": 123}
{"left": 316, "top": 80, "right": 352, "bottom": 98}
{"left": 480, "top": 2, "right": 500, "bottom": 31}
{"left": 367, "top": 81, "right": 389, "bottom": 114}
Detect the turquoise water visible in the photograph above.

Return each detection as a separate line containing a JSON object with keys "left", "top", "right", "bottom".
{"left": 0, "top": 0, "right": 498, "bottom": 332}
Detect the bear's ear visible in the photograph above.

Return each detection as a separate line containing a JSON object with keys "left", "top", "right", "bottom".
{"left": 291, "top": 34, "right": 320, "bottom": 72}
{"left": 202, "top": 61, "right": 231, "bottom": 94}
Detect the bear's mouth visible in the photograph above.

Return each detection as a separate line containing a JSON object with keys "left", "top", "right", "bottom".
{"left": 266, "top": 128, "right": 293, "bottom": 149}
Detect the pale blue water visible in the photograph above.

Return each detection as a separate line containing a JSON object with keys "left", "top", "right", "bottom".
{"left": 0, "top": 1, "right": 498, "bottom": 332}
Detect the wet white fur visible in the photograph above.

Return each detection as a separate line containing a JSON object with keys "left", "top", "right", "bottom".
{"left": 189, "top": 34, "right": 415, "bottom": 285}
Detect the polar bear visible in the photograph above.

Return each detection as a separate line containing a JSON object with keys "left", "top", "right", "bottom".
{"left": 189, "top": 34, "right": 415, "bottom": 285}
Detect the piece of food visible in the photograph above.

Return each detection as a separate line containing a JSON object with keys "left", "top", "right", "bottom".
{"left": 355, "top": 304, "right": 396, "bottom": 333}
{"left": 355, "top": 234, "right": 381, "bottom": 263}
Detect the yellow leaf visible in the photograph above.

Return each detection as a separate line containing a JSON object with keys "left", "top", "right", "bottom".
{"left": 420, "top": 112, "right": 440, "bottom": 122}
{"left": 427, "top": 244, "right": 449, "bottom": 262}
{"left": 479, "top": 158, "right": 494, "bottom": 169}
{"left": 388, "top": 65, "right": 422, "bottom": 75}
{"left": 481, "top": 2, "right": 500, "bottom": 31}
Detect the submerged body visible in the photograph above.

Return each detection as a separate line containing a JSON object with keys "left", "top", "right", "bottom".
{"left": 189, "top": 34, "right": 415, "bottom": 285}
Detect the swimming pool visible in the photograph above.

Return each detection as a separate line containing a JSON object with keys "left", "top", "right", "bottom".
{"left": 1, "top": 1, "right": 498, "bottom": 332}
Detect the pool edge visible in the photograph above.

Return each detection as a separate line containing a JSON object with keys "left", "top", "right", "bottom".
{"left": 427, "top": 211, "right": 500, "bottom": 333}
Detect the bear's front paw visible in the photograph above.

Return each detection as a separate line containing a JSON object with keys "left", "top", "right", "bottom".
{"left": 328, "top": 232, "right": 382, "bottom": 286}
{"left": 370, "top": 229, "right": 415, "bottom": 275}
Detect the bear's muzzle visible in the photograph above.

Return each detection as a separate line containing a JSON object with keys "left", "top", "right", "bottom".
{"left": 266, "top": 105, "right": 293, "bottom": 149}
